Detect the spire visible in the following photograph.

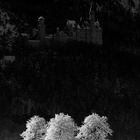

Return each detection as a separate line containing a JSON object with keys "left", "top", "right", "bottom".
{"left": 89, "top": 1, "right": 95, "bottom": 23}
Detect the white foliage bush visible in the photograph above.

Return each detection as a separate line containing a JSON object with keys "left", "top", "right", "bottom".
{"left": 76, "top": 113, "right": 113, "bottom": 140}
{"left": 21, "top": 113, "right": 113, "bottom": 140}
{"left": 45, "top": 113, "right": 77, "bottom": 140}
{"left": 20, "top": 115, "right": 47, "bottom": 140}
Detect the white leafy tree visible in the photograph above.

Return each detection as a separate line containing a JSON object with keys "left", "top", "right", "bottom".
{"left": 45, "top": 113, "right": 77, "bottom": 140}
{"left": 20, "top": 115, "right": 47, "bottom": 140}
{"left": 0, "top": 8, "right": 18, "bottom": 50}
{"left": 76, "top": 113, "right": 113, "bottom": 140}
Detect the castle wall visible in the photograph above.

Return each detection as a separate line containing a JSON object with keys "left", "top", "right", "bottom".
{"left": 29, "top": 16, "right": 103, "bottom": 47}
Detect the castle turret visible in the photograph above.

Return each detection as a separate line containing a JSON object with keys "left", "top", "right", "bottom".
{"left": 38, "top": 16, "right": 46, "bottom": 46}
{"left": 89, "top": 11, "right": 102, "bottom": 45}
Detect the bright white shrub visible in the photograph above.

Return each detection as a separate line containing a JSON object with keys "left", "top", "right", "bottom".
{"left": 45, "top": 113, "right": 77, "bottom": 140}
{"left": 20, "top": 115, "right": 47, "bottom": 140}
{"left": 21, "top": 113, "right": 113, "bottom": 140}
{"left": 76, "top": 113, "right": 113, "bottom": 140}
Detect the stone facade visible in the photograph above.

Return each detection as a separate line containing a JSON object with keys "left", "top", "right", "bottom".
{"left": 29, "top": 13, "right": 103, "bottom": 47}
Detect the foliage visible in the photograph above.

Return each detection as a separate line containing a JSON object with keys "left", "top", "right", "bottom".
{"left": 20, "top": 115, "right": 47, "bottom": 140}
{"left": 21, "top": 112, "right": 113, "bottom": 140}
{"left": 45, "top": 113, "right": 77, "bottom": 140}
{"left": 76, "top": 113, "right": 113, "bottom": 140}
{"left": 0, "top": 8, "right": 18, "bottom": 51}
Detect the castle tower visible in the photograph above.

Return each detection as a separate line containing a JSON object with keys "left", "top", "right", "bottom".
{"left": 38, "top": 16, "right": 46, "bottom": 46}
{"left": 90, "top": 10, "right": 95, "bottom": 43}
{"left": 89, "top": 11, "right": 103, "bottom": 45}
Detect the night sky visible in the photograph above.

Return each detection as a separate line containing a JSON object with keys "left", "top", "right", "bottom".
{"left": 2, "top": 0, "right": 139, "bottom": 29}
{"left": 2, "top": 0, "right": 90, "bottom": 26}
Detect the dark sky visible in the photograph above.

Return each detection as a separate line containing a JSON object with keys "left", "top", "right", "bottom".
{"left": 4, "top": 0, "right": 87, "bottom": 17}
{"left": 2, "top": 0, "right": 62, "bottom": 26}
{"left": 3, "top": 0, "right": 88, "bottom": 27}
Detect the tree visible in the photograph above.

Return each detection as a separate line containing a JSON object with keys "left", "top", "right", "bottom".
{"left": 20, "top": 115, "right": 47, "bottom": 140}
{"left": 76, "top": 113, "right": 113, "bottom": 140}
{"left": 0, "top": 7, "right": 18, "bottom": 52}
{"left": 45, "top": 113, "right": 77, "bottom": 140}
{"left": 21, "top": 113, "right": 113, "bottom": 140}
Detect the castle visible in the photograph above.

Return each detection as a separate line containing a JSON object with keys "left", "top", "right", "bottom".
{"left": 29, "top": 11, "right": 103, "bottom": 47}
